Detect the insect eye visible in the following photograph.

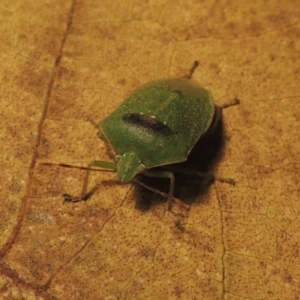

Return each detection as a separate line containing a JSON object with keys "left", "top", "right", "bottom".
{"left": 114, "top": 155, "right": 121, "bottom": 163}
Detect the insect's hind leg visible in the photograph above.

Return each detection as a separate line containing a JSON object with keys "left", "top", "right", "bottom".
{"left": 205, "top": 98, "right": 240, "bottom": 136}
{"left": 221, "top": 98, "right": 240, "bottom": 109}
{"left": 182, "top": 61, "right": 200, "bottom": 79}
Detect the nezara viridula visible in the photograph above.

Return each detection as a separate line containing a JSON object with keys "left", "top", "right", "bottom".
{"left": 43, "top": 61, "right": 239, "bottom": 211}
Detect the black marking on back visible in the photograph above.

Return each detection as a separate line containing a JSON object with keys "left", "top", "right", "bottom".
{"left": 122, "top": 113, "right": 175, "bottom": 135}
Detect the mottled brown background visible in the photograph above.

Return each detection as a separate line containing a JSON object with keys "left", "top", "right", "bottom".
{"left": 0, "top": 0, "right": 299, "bottom": 299}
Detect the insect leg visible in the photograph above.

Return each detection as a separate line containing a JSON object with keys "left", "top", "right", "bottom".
{"left": 63, "top": 160, "right": 117, "bottom": 202}
{"left": 206, "top": 98, "right": 240, "bottom": 135}
{"left": 141, "top": 169, "right": 178, "bottom": 211}
{"left": 221, "top": 97, "right": 240, "bottom": 109}
{"left": 86, "top": 116, "right": 99, "bottom": 129}
{"left": 163, "top": 165, "right": 235, "bottom": 185}
{"left": 182, "top": 61, "right": 199, "bottom": 79}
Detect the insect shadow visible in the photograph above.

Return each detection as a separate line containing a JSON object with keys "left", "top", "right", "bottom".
{"left": 134, "top": 116, "right": 227, "bottom": 211}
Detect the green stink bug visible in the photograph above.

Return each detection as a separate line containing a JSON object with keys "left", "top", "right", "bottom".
{"left": 43, "top": 62, "right": 239, "bottom": 211}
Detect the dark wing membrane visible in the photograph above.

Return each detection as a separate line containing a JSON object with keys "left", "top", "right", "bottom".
{"left": 122, "top": 113, "right": 175, "bottom": 136}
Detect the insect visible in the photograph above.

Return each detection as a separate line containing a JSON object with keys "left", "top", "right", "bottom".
{"left": 42, "top": 62, "right": 239, "bottom": 211}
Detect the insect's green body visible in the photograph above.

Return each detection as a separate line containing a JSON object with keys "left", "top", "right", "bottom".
{"left": 100, "top": 78, "right": 215, "bottom": 183}
{"left": 54, "top": 62, "right": 238, "bottom": 211}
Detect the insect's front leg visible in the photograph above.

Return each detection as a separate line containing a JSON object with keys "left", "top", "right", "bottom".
{"left": 63, "top": 161, "right": 117, "bottom": 202}
{"left": 142, "top": 169, "right": 180, "bottom": 211}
